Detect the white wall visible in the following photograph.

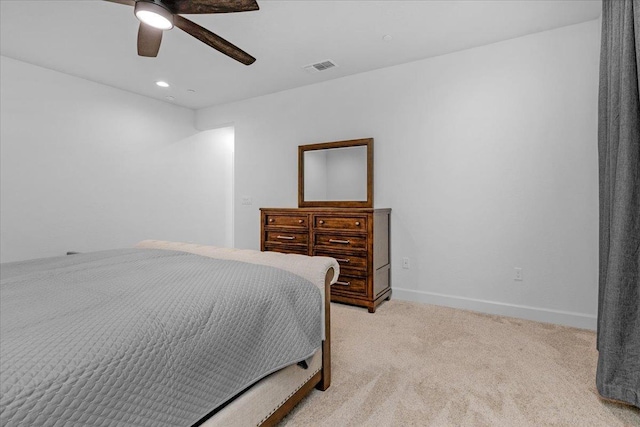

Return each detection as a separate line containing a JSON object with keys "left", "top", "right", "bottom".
{"left": 197, "top": 20, "right": 601, "bottom": 329}
{"left": 0, "top": 56, "right": 233, "bottom": 262}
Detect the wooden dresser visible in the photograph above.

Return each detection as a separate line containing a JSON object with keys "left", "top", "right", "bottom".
{"left": 260, "top": 208, "right": 391, "bottom": 313}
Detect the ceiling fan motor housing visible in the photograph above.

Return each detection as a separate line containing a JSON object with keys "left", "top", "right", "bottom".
{"left": 134, "top": 0, "right": 174, "bottom": 30}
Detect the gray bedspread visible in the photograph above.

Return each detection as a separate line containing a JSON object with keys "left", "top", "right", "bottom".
{"left": 0, "top": 248, "right": 322, "bottom": 426}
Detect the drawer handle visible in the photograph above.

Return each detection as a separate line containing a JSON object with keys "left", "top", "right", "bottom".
{"left": 298, "top": 219, "right": 304, "bottom": 224}
{"left": 335, "top": 281, "right": 351, "bottom": 286}
{"left": 355, "top": 221, "right": 361, "bottom": 226}
{"left": 269, "top": 218, "right": 275, "bottom": 223}
{"left": 277, "top": 235, "right": 295, "bottom": 240}
{"left": 336, "top": 258, "right": 350, "bottom": 263}
{"left": 329, "top": 239, "right": 350, "bottom": 245}
{"left": 319, "top": 220, "right": 325, "bottom": 225}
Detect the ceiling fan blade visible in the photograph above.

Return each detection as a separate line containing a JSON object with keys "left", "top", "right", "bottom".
{"left": 165, "top": 0, "right": 259, "bottom": 14}
{"left": 138, "top": 23, "right": 163, "bottom": 57}
{"left": 103, "top": 0, "right": 135, "bottom": 6}
{"left": 173, "top": 15, "right": 255, "bottom": 65}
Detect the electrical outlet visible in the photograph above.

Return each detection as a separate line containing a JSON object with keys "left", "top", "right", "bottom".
{"left": 402, "top": 257, "right": 410, "bottom": 269}
{"left": 514, "top": 267, "right": 523, "bottom": 281}
{"left": 241, "top": 196, "right": 253, "bottom": 206}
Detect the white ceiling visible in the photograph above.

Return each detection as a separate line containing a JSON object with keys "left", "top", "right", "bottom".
{"left": 0, "top": 0, "right": 601, "bottom": 110}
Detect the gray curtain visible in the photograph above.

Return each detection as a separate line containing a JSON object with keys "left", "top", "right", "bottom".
{"left": 597, "top": 0, "right": 640, "bottom": 409}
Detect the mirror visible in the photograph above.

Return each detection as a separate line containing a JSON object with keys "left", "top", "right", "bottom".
{"left": 299, "top": 138, "right": 373, "bottom": 208}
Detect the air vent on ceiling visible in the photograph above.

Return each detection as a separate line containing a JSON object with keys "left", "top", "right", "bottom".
{"left": 303, "top": 60, "right": 338, "bottom": 74}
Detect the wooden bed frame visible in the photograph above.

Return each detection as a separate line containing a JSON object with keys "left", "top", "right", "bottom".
{"left": 135, "top": 241, "right": 337, "bottom": 427}
{"left": 259, "top": 266, "right": 333, "bottom": 426}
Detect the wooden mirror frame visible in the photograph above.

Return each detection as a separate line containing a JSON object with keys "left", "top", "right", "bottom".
{"left": 298, "top": 138, "right": 373, "bottom": 208}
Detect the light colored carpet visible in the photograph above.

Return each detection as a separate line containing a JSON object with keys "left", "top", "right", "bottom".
{"left": 281, "top": 300, "right": 640, "bottom": 426}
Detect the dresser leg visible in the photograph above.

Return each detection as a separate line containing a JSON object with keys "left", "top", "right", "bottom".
{"left": 368, "top": 306, "right": 376, "bottom": 313}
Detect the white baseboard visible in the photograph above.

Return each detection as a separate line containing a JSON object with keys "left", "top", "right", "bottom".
{"left": 392, "top": 288, "right": 597, "bottom": 330}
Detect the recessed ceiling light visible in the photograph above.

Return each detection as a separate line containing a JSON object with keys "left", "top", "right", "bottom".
{"left": 165, "top": 96, "right": 175, "bottom": 101}
{"left": 187, "top": 89, "right": 196, "bottom": 93}
{"left": 156, "top": 81, "right": 170, "bottom": 88}
{"left": 382, "top": 34, "right": 393, "bottom": 42}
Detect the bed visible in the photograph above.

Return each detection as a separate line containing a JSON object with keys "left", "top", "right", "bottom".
{"left": 0, "top": 240, "right": 339, "bottom": 426}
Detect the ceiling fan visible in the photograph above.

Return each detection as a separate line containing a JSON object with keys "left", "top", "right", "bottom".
{"left": 105, "top": 0, "right": 258, "bottom": 65}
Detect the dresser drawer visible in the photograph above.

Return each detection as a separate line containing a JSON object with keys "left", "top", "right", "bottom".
{"left": 314, "top": 250, "right": 367, "bottom": 272}
{"left": 264, "top": 214, "right": 309, "bottom": 228}
{"left": 264, "top": 245, "right": 308, "bottom": 256}
{"left": 331, "top": 274, "right": 367, "bottom": 295}
{"left": 314, "top": 234, "right": 366, "bottom": 250}
{"left": 314, "top": 215, "right": 367, "bottom": 231}
{"left": 265, "top": 230, "right": 309, "bottom": 245}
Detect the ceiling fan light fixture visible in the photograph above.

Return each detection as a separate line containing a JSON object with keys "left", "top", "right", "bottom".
{"left": 106, "top": 0, "right": 258, "bottom": 64}
{"left": 135, "top": 1, "right": 173, "bottom": 30}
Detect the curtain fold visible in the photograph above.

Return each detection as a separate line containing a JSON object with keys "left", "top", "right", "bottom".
{"left": 596, "top": 0, "right": 640, "bottom": 409}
